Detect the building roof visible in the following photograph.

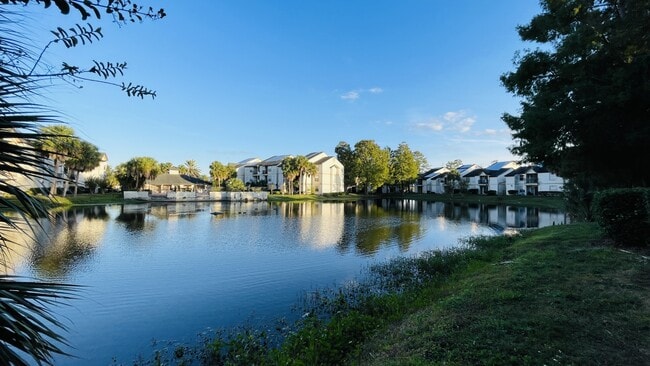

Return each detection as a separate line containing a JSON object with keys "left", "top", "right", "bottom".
{"left": 463, "top": 168, "right": 484, "bottom": 177}
{"left": 486, "top": 168, "right": 513, "bottom": 177}
{"left": 419, "top": 167, "right": 443, "bottom": 179}
{"left": 147, "top": 174, "right": 211, "bottom": 186}
{"left": 505, "top": 165, "right": 551, "bottom": 177}
{"left": 260, "top": 155, "right": 291, "bottom": 166}
{"left": 237, "top": 157, "right": 262, "bottom": 167}
{"left": 485, "top": 161, "right": 517, "bottom": 171}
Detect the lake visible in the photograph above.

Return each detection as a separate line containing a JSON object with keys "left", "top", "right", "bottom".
{"left": 2, "top": 199, "right": 567, "bottom": 365}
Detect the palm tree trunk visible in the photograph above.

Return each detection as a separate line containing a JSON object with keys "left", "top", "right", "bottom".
{"left": 73, "top": 171, "right": 79, "bottom": 196}
{"left": 49, "top": 158, "right": 60, "bottom": 196}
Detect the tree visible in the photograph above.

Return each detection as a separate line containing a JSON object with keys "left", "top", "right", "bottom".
{"left": 224, "top": 178, "right": 246, "bottom": 192}
{"left": 390, "top": 142, "right": 419, "bottom": 192}
{"left": 294, "top": 155, "right": 317, "bottom": 194}
{"left": 412, "top": 150, "right": 429, "bottom": 173}
{"left": 183, "top": 159, "right": 200, "bottom": 177}
{"left": 209, "top": 161, "right": 236, "bottom": 188}
{"left": 444, "top": 159, "right": 463, "bottom": 195}
{"left": 65, "top": 139, "right": 101, "bottom": 196}
{"left": 501, "top": 0, "right": 650, "bottom": 191}
{"left": 33, "top": 125, "right": 75, "bottom": 195}
{"left": 351, "top": 140, "right": 390, "bottom": 193}
{"left": 0, "top": 2, "right": 165, "bottom": 364}
{"left": 281, "top": 157, "right": 299, "bottom": 194}
{"left": 159, "top": 162, "right": 173, "bottom": 174}
{"left": 123, "top": 156, "right": 159, "bottom": 190}
{"left": 335, "top": 141, "right": 355, "bottom": 190}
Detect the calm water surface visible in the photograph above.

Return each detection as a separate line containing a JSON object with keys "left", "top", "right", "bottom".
{"left": 4, "top": 200, "right": 567, "bottom": 365}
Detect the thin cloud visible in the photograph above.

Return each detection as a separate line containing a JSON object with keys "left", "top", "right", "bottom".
{"left": 414, "top": 110, "right": 476, "bottom": 133}
{"left": 340, "top": 91, "right": 360, "bottom": 101}
{"left": 340, "top": 87, "right": 383, "bottom": 101}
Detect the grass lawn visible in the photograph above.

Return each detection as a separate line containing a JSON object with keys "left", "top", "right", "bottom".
{"left": 351, "top": 224, "right": 649, "bottom": 365}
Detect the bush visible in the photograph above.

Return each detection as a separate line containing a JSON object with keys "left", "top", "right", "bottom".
{"left": 468, "top": 189, "right": 479, "bottom": 195}
{"left": 487, "top": 190, "right": 497, "bottom": 196}
{"left": 593, "top": 188, "right": 650, "bottom": 247}
{"left": 224, "top": 178, "right": 246, "bottom": 192}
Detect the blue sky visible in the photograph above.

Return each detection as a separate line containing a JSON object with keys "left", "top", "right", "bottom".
{"left": 26, "top": 1, "right": 542, "bottom": 174}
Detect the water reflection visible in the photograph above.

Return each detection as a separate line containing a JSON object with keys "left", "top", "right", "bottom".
{"left": 2, "top": 199, "right": 568, "bottom": 365}
{"left": 115, "top": 204, "right": 156, "bottom": 232}
{"left": 30, "top": 206, "right": 110, "bottom": 280}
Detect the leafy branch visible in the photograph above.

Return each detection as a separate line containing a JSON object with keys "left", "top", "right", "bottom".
{"left": 0, "top": 0, "right": 166, "bottom": 22}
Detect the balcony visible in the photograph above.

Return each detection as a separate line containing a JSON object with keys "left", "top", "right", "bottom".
{"left": 526, "top": 175, "right": 538, "bottom": 184}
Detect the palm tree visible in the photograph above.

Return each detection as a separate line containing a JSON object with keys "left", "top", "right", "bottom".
{"left": 32, "top": 125, "right": 76, "bottom": 196}
{"left": 295, "top": 156, "right": 317, "bottom": 194}
{"left": 281, "top": 157, "right": 299, "bottom": 194}
{"left": 0, "top": 10, "right": 78, "bottom": 365}
{"left": 183, "top": 159, "right": 200, "bottom": 177}
{"left": 125, "top": 157, "right": 160, "bottom": 190}
{"left": 65, "top": 140, "right": 101, "bottom": 196}
{"left": 209, "top": 161, "right": 236, "bottom": 189}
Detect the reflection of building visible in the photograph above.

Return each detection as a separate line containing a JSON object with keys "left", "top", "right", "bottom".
{"left": 420, "top": 201, "right": 568, "bottom": 230}
{"left": 277, "top": 202, "right": 345, "bottom": 249}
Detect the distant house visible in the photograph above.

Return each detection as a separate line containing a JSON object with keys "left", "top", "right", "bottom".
{"left": 304, "top": 152, "right": 344, "bottom": 194}
{"left": 236, "top": 152, "right": 345, "bottom": 194}
{"left": 420, "top": 167, "right": 449, "bottom": 194}
{"left": 463, "top": 168, "right": 486, "bottom": 194}
{"left": 505, "top": 165, "right": 565, "bottom": 196}
{"left": 238, "top": 155, "right": 290, "bottom": 191}
{"left": 483, "top": 161, "right": 519, "bottom": 195}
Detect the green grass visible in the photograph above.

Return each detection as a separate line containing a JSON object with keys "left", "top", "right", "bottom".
{"left": 269, "top": 193, "right": 565, "bottom": 209}
{"left": 134, "top": 223, "right": 648, "bottom": 365}
{"left": 354, "top": 224, "right": 649, "bottom": 365}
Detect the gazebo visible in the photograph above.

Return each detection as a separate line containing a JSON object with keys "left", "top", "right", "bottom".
{"left": 145, "top": 173, "right": 211, "bottom": 194}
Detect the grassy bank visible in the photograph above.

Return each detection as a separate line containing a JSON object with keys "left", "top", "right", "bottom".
{"left": 269, "top": 193, "right": 565, "bottom": 209}
{"left": 135, "top": 223, "right": 648, "bottom": 365}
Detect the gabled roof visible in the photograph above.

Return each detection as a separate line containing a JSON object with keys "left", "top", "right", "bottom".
{"left": 260, "top": 155, "right": 291, "bottom": 166}
{"left": 463, "top": 168, "right": 484, "bottom": 177}
{"left": 237, "top": 157, "right": 261, "bottom": 167}
{"left": 485, "top": 161, "right": 518, "bottom": 171}
{"left": 147, "top": 174, "right": 210, "bottom": 186}
{"left": 420, "top": 167, "right": 445, "bottom": 179}
{"left": 486, "top": 168, "right": 512, "bottom": 177}
{"left": 313, "top": 156, "right": 337, "bottom": 165}
{"left": 505, "top": 166, "right": 529, "bottom": 177}
{"left": 505, "top": 165, "right": 551, "bottom": 177}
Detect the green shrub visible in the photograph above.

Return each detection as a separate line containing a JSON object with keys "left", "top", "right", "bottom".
{"left": 225, "top": 178, "right": 246, "bottom": 192}
{"left": 593, "top": 188, "right": 650, "bottom": 247}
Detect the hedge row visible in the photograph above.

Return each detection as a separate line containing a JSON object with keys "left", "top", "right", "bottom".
{"left": 593, "top": 188, "right": 650, "bottom": 247}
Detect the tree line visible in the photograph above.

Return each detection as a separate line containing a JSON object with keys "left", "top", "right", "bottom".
{"left": 336, "top": 140, "right": 428, "bottom": 193}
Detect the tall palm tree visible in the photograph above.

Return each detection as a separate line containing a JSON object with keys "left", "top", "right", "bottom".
{"left": 0, "top": 9, "right": 77, "bottom": 365}
{"left": 65, "top": 140, "right": 101, "bottom": 196}
{"left": 295, "top": 156, "right": 317, "bottom": 194}
{"left": 281, "top": 157, "right": 299, "bottom": 194}
{"left": 32, "top": 125, "right": 76, "bottom": 196}
{"left": 183, "top": 159, "right": 200, "bottom": 177}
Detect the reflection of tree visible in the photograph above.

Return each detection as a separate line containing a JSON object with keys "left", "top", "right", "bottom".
{"left": 30, "top": 206, "right": 109, "bottom": 279}
{"left": 116, "top": 205, "right": 155, "bottom": 232}
{"left": 336, "top": 200, "right": 424, "bottom": 256}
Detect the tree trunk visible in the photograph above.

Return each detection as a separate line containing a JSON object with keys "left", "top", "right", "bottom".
{"left": 73, "top": 171, "right": 79, "bottom": 196}
{"left": 49, "top": 159, "right": 60, "bottom": 196}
